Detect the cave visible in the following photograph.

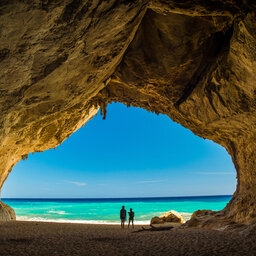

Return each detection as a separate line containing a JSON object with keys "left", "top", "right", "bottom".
{"left": 0, "top": 0, "right": 256, "bottom": 229}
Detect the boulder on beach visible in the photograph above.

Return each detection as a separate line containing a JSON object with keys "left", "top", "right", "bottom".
{"left": 150, "top": 217, "right": 164, "bottom": 225}
{"left": 0, "top": 201, "right": 16, "bottom": 221}
{"left": 160, "top": 210, "right": 184, "bottom": 223}
{"left": 150, "top": 210, "right": 184, "bottom": 225}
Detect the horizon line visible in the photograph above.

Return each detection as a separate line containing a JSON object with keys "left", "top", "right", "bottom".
{"left": 2, "top": 194, "right": 233, "bottom": 200}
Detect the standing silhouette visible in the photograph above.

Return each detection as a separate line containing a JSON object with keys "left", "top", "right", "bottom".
{"left": 120, "top": 206, "right": 126, "bottom": 229}
{"left": 128, "top": 208, "right": 135, "bottom": 228}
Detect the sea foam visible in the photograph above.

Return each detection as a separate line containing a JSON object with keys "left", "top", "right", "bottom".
{"left": 47, "top": 210, "right": 68, "bottom": 215}
{"left": 16, "top": 216, "right": 150, "bottom": 225}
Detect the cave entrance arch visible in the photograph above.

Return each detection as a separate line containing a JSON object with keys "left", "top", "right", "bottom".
{"left": 2, "top": 103, "right": 236, "bottom": 223}
{"left": 1, "top": 1, "right": 256, "bottom": 226}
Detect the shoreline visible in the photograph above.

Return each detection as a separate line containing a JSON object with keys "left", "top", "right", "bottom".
{"left": 16, "top": 217, "right": 151, "bottom": 225}
{"left": 2, "top": 196, "right": 227, "bottom": 226}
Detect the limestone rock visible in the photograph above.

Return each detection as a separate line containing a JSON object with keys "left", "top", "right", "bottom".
{"left": 0, "top": 201, "right": 16, "bottom": 221}
{"left": 191, "top": 210, "right": 215, "bottom": 219}
{"left": 160, "top": 210, "right": 184, "bottom": 223}
{"left": 150, "top": 216, "right": 164, "bottom": 225}
{"left": 151, "top": 210, "right": 184, "bottom": 224}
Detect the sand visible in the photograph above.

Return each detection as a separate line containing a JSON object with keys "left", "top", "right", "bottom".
{"left": 0, "top": 221, "right": 255, "bottom": 256}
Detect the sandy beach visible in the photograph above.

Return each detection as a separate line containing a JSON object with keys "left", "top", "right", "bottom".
{"left": 0, "top": 221, "right": 255, "bottom": 256}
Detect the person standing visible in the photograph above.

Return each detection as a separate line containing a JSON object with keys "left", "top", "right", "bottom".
{"left": 120, "top": 206, "right": 126, "bottom": 229}
{"left": 128, "top": 208, "right": 135, "bottom": 228}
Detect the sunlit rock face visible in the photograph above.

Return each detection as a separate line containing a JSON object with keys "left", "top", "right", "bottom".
{"left": 0, "top": 0, "right": 147, "bottom": 193}
{"left": 1, "top": 0, "right": 256, "bottom": 226}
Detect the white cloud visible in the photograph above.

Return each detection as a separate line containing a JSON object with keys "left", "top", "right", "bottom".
{"left": 65, "top": 180, "right": 88, "bottom": 186}
{"left": 135, "top": 180, "right": 165, "bottom": 184}
{"left": 193, "top": 171, "right": 235, "bottom": 175}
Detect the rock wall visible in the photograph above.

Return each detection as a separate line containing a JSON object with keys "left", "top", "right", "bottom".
{"left": 1, "top": 0, "right": 256, "bottom": 225}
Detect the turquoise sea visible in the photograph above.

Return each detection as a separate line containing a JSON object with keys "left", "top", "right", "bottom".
{"left": 2, "top": 196, "right": 232, "bottom": 224}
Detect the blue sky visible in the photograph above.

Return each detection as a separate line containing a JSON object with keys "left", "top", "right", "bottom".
{"left": 2, "top": 103, "right": 236, "bottom": 198}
